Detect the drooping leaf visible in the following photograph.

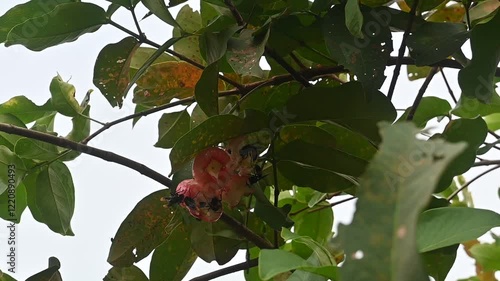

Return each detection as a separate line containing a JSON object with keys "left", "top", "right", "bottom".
{"left": 49, "top": 75, "right": 81, "bottom": 117}
{"left": 34, "top": 161, "right": 75, "bottom": 236}
{"left": 0, "top": 182, "right": 27, "bottom": 223}
{"left": 60, "top": 105, "right": 91, "bottom": 161}
{"left": 417, "top": 207, "right": 500, "bottom": 252}
{"left": 133, "top": 61, "right": 203, "bottom": 106}
{"left": 150, "top": 223, "right": 196, "bottom": 281}
{"left": 337, "top": 122, "right": 465, "bottom": 281}
{"left": 407, "top": 22, "right": 469, "bottom": 66}
{"left": 93, "top": 37, "right": 140, "bottom": 108}
{"left": 155, "top": 110, "right": 191, "bottom": 149}
{"left": 434, "top": 117, "right": 488, "bottom": 192}
{"left": 345, "top": 0, "right": 364, "bottom": 38}
{"left": 324, "top": 5, "right": 392, "bottom": 94}
{"left": 397, "top": 97, "right": 451, "bottom": 128}
{"left": 141, "top": 0, "right": 179, "bottom": 27}
{"left": 169, "top": 110, "right": 269, "bottom": 173}
{"left": 226, "top": 28, "right": 269, "bottom": 77}
{"left": 421, "top": 244, "right": 458, "bottom": 281}
{"left": 0, "top": 146, "right": 26, "bottom": 195}
{"left": 469, "top": 242, "right": 500, "bottom": 272}
{"left": 26, "top": 257, "right": 62, "bottom": 281}
{"left": 458, "top": 12, "right": 500, "bottom": 103}
{"left": 195, "top": 62, "right": 219, "bottom": 116}
{"left": 103, "top": 265, "right": 148, "bottom": 281}
{"left": 5, "top": 2, "right": 107, "bottom": 51}
{"left": 173, "top": 5, "right": 204, "bottom": 64}
{"left": 0, "top": 0, "right": 76, "bottom": 43}
{"left": 107, "top": 189, "right": 175, "bottom": 266}
{"left": 285, "top": 82, "right": 397, "bottom": 142}
{"left": 0, "top": 96, "right": 53, "bottom": 124}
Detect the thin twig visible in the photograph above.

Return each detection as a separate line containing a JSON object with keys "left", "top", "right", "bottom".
{"left": 406, "top": 66, "right": 439, "bottom": 121}
{"left": 307, "top": 196, "right": 357, "bottom": 214}
{"left": 387, "top": 0, "right": 420, "bottom": 100}
{"left": 0, "top": 123, "right": 173, "bottom": 187}
{"left": 270, "top": 138, "right": 280, "bottom": 248}
{"left": 265, "top": 47, "right": 312, "bottom": 87}
{"left": 439, "top": 67, "right": 457, "bottom": 103}
{"left": 224, "top": 0, "right": 245, "bottom": 26}
{"left": 190, "top": 258, "right": 258, "bottom": 281}
{"left": 219, "top": 214, "right": 274, "bottom": 249}
{"left": 464, "top": 1, "right": 472, "bottom": 30}
{"left": 473, "top": 160, "right": 500, "bottom": 167}
{"left": 130, "top": 8, "right": 143, "bottom": 37}
{"left": 447, "top": 165, "right": 500, "bottom": 201}
{"left": 290, "top": 52, "right": 307, "bottom": 70}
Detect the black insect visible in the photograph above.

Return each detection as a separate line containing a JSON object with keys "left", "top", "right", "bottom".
{"left": 248, "top": 164, "right": 265, "bottom": 185}
{"left": 164, "top": 192, "right": 197, "bottom": 210}
{"left": 240, "top": 144, "right": 258, "bottom": 161}
{"left": 199, "top": 197, "right": 222, "bottom": 212}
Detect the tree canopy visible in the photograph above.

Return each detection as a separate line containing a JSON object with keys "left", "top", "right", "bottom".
{"left": 0, "top": 0, "right": 500, "bottom": 280}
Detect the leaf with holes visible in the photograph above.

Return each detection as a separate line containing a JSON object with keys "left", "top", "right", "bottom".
{"left": 459, "top": 12, "right": 500, "bottom": 103}
{"left": 5, "top": 2, "right": 107, "bottom": 51}
{"left": 324, "top": 5, "right": 392, "bottom": 94}
{"left": 107, "top": 189, "right": 175, "bottom": 267}
{"left": 93, "top": 37, "right": 140, "bottom": 108}
{"left": 226, "top": 28, "right": 269, "bottom": 77}
{"left": 169, "top": 110, "right": 269, "bottom": 173}
{"left": 407, "top": 22, "right": 469, "bottom": 66}
{"left": 155, "top": 110, "right": 191, "bottom": 149}
{"left": 337, "top": 122, "right": 465, "bottom": 281}
{"left": 133, "top": 61, "right": 203, "bottom": 106}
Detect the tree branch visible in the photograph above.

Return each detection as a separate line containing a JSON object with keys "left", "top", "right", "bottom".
{"left": 219, "top": 214, "right": 274, "bottom": 249}
{"left": 265, "top": 47, "right": 312, "bottom": 87}
{"left": 190, "top": 258, "right": 259, "bottom": 281}
{"left": 387, "top": 0, "right": 420, "bottom": 100}
{"left": 406, "top": 66, "right": 439, "bottom": 121}
{"left": 224, "top": 0, "right": 245, "bottom": 26}
{"left": 447, "top": 165, "right": 500, "bottom": 201}
{"left": 473, "top": 160, "right": 500, "bottom": 167}
{"left": 0, "top": 123, "right": 173, "bottom": 187}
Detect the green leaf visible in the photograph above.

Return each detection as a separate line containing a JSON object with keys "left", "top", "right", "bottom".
{"left": 397, "top": 97, "right": 451, "bottom": 128}
{"left": 200, "top": 25, "right": 239, "bottom": 64}
{"left": 103, "top": 265, "right": 148, "bottom": 281}
{"left": 469, "top": 0, "right": 500, "bottom": 26}
{"left": 26, "top": 257, "right": 62, "bottom": 281}
{"left": 173, "top": 5, "right": 204, "bottom": 64}
{"left": 405, "top": 0, "right": 446, "bottom": 12}
{"left": 155, "top": 110, "right": 191, "bottom": 149}
{"left": 0, "top": 146, "right": 26, "bottom": 195}
{"left": 435, "top": 117, "right": 488, "bottom": 192}
{"left": 14, "top": 137, "right": 60, "bottom": 161}
{"left": 24, "top": 171, "right": 44, "bottom": 223}
{"left": 0, "top": 181, "right": 27, "bottom": 223}
{"left": 337, "top": 122, "right": 466, "bottom": 281}
{"left": 0, "top": 114, "right": 26, "bottom": 151}
{"left": 141, "top": 0, "right": 179, "bottom": 27}
{"left": 292, "top": 203, "right": 333, "bottom": 259}
{"left": 105, "top": 0, "right": 140, "bottom": 9}
{"left": 129, "top": 47, "right": 177, "bottom": 77}
{"left": 477, "top": 139, "right": 500, "bottom": 155}
{"left": 93, "top": 37, "right": 140, "bottom": 108}
{"left": 285, "top": 82, "right": 397, "bottom": 142}
{"left": 407, "top": 65, "right": 433, "bottom": 81}
{"left": 169, "top": 110, "right": 269, "bottom": 173}
{"left": 259, "top": 249, "right": 337, "bottom": 280}
{"left": 150, "top": 223, "right": 196, "bottom": 281}
{"left": 345, "top": 0, "right": 364, "bottom": 39}
{"left": 5, "top": 2, "right": 107, "bottom": 51}
{"left": 195, "top": 62, "right": 219, "bottom": 116}
{"left": 35, "top": 161, "right": 75, "bottom": 236}
{"left": 49, "top": 75, "right": 81, "bottom": 117}
{"left": 452, "top": 93, "right": 500, "bottom": 118}
{"left": 417, "top": 207, "right": 500, "bottom": 252}
{"left": 459, "top": 12, "right": 500, "bottom": 103}
{"left": 470, "top": 242, "right": 500, "bottom": 271}
{"left": 407, "top": 22, "right": 469, "bottom": 66}
{"left": 0, "top": 270, "right": 16, "bottom": 281}
{"left": 277, "top": 140, "right": 368, "bottom": 177}
{"left": 318, "top": 123, "right": 377, "bottom": 161}
{"left": 324, "top": 6, "right": 392, "bottom": 94}
{"left": 107, "top": 189, "right": 175, "bottom": 266}
{"left": 60, "top": 105, "right": 91, "bottom": 161}
{"left": 421, "top": 244, "right": 458, "bottom": 281}
{"left": 0, "top": 0, "right": 76, "bottom": 43}
{"left": 484, "top": 113, "right": 500, "bottom": 131}
{"left": 254, "top": 194, "right": 294, "bottom": 231}
{"left": 226, "top": 28, "right": 269, "bottom": 77}
{"left": 0, "top": 96, "right": 53, "bottom": 124}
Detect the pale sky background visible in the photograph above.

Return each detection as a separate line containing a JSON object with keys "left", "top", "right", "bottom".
{"left": 0, "top": 1, "right": 499, "bottom": 280}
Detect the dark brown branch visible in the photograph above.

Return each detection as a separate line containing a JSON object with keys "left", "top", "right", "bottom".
{"left": 219, "top": 214, "right": 274, "bottom": 249}
{"left": 224, "top": 0, "right": 245, "bottom": 26}
{"left": 387, "top": 0, "right": 420, "bottom": 100}
{"left": 265, "top": 47, "right": 312, "bottom": 87}
{"left": 473, "top": 160, "right": 500, "bottom": 167}
{"left": 305, "top": 196, "right": 357, "bottom": 214}
{"left": 406, "top": 66, "right": 439, "bottom": 121}
{"left": 439, "top": 67, "right": 457, "bottom": 103}
{"left": 0, "top": 123, "right": 173, "bottom": 188}
{"left": 447, "top": 165, "right": 500, "bottom": 201}
{"left": 190, "top": 258, "right": 258, "bottom": 281}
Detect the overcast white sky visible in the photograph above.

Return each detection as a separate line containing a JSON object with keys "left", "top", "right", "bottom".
{"left": 0, "top": 1, "right": 499, "bottom": 280}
